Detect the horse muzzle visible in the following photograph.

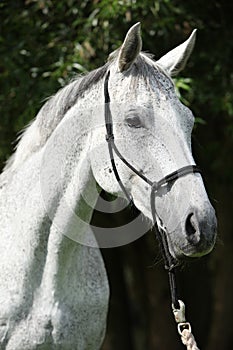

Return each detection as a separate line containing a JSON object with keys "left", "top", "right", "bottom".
{"left": 169, "top": 206, "right": 217, "bottom": 259}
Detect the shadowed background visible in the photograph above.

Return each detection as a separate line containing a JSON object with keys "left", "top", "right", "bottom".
{"left": 0, "top": 1, "right": 232, "bottom": 349}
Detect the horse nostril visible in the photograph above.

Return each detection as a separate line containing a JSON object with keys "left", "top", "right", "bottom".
{"left": 181, "top": 209, "right": 217, "bottom": 257}
{"left": 185, "top": 213, "right": 196, "bottom": 237}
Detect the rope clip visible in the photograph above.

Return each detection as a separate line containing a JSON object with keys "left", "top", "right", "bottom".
{"left": 172, "top": 300, "right": 199, "bottom": 349}
{"left": 172, "top": 299, "right": 186, "bottom": 323}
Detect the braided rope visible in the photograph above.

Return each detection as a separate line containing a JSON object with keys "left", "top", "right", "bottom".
{"left": 180, "top": 328, "right": 200, "bottom": 350}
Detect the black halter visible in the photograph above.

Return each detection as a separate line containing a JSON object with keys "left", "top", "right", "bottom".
{"left": 104, "top": 70, "right": 201, "bottom": 309}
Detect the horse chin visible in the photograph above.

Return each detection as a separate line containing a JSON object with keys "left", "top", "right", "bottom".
{"left": 167, "top": 230, "right": 216, "bottom": 261}
{"left": 179, "top": 244, "right": 215, "bottom": 259}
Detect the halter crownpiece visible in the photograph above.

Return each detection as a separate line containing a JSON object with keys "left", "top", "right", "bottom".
{"left": 104, "top": 70, "right": 201, "bottom": 349}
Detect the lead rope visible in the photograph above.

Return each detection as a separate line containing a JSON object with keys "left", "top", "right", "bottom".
{"left": 104, "top": 70, "right": 200, "bottom": 350}
{"left": 151, "top": 188, "right": 200, "bottom": 350}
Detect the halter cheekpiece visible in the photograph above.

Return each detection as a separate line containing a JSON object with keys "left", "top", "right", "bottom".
{"left": 103, "top": 70, "right": 201, "bottom": 319}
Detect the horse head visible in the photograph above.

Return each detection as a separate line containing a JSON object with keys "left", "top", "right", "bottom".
{"left": 91, "top": 23, "right": 217, "bottom": 259}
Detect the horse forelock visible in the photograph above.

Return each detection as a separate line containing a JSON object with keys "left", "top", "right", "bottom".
{"left": 107, "top": 53, "right": 174, "bottom": 103}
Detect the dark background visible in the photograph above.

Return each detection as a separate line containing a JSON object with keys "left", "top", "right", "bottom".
{"left": 1, "top": 1, "right": 233, "bottom": 349}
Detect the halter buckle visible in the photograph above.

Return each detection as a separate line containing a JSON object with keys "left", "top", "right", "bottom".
{"left": 105, "top": 134, "right": 114, "bottom": 142}
{"left": 165, "top": 262, "right": 178, "bottom": 271}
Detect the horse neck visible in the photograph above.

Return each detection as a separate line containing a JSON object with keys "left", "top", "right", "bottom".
{"left": 0, "top": 73, "right": 105, "bottom": 235}
{"left": 40, "top": 78, "right": 106, "bottom": 245}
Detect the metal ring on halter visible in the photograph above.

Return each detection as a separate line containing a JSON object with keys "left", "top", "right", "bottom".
{"left": 151, "top": 181, "right": 159, "bottom": 193}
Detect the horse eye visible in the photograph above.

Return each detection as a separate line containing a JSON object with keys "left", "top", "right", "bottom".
{"left": 126, "top": 115, "right": 142, "bottom": 128}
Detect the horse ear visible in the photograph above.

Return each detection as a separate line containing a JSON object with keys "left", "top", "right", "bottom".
{"left": 157, "top": 29, "right": 197, "bottom": 77}
{"left": 118, "top": 22, "right": 142, "bottom": 72}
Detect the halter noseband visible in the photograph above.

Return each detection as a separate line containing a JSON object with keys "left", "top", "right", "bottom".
{"left": 104, "top": 70, "right": 201, "bottom": 309}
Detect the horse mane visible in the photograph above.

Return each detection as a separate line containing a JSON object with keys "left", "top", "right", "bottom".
{"left": 0, "top": 53, "right": 167, "bottom": 185}
{"left": 1, "top": 63, "right": 110, "bottom": 180}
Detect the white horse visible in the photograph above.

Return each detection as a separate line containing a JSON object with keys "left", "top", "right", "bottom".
{"left": 0, "top": 23, "right": 216, "bottom": 349}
